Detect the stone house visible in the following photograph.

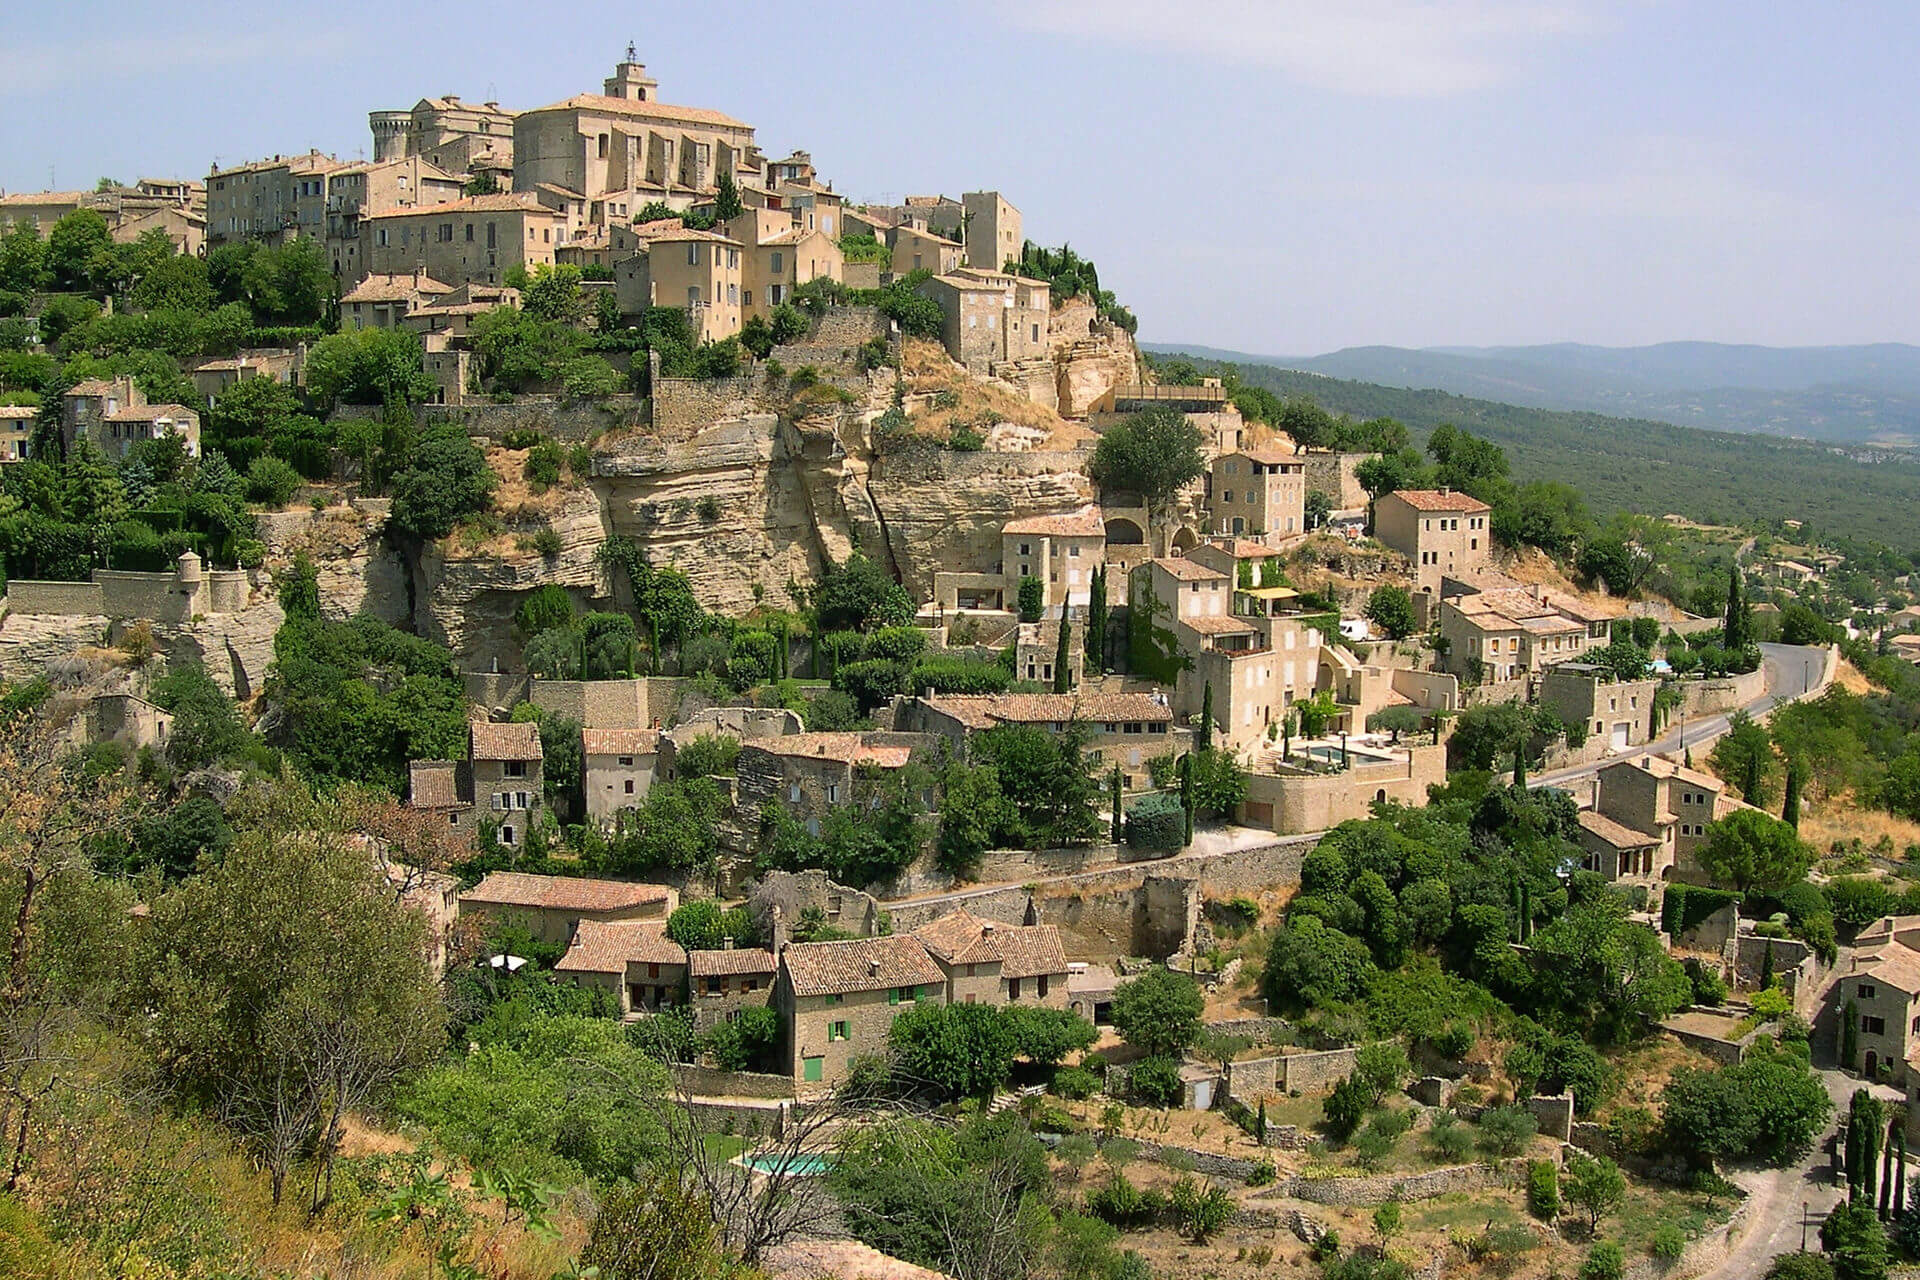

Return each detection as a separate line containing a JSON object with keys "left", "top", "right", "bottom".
{"left": 582, "top": 727, "right": 660, "bottom": 823}
{"left": 368, "top": 94, "right": 517, "bottom": 177}
{"left": 458, "top": 870, "right": 677, "bottom": 948}
{"left": 340, "top": 271, "right": 455, "bottom": 330}
{"left": 555, "top": 918, "right": 688, "bottom": 1014}
{"left": 363, "top": 192, "right": 569, "bottom": 289}
{"left": 407, "top": 719, "right": 545, "bottom": 847}
{"left": 888, "top": 224, "right": 963, "bottom": 278}
{"left": 62, "top": 377, "right": 200, "bottom": 461}
{"left": 206, "top": 150, "right": 348, "bottom": 247}
{"left": 688, "top": 944, "right": 778, "bottom": 1031}
{"left": 511, "top": 58, "right": 757, "bottom": 205}
{"left": 1239, "top": 742, "right": 1448, "bottom": 835}
{"left": 1438, "top": 585, "right": 1608, "bottom": 683}
{"left": 912, "top": 909, "right": 1070, "bottom": 1008}
{"left": 775, "top": 935, "right": 947, "bottom": 1089}
{"left": 723, "top": 209, "right": 843, "bottom": 319}
{"left": 918, "top": 268, "right": 1050, "bottom": 373}
{"left": 1373, "top": 489, "right": 1493, "bottom": 593}
{"left": 1208, "top": 445, "right": 1306, "bottom": 542}
{"left": 84, "top": 692, "right": 172, "bottom": 752}
{"left": 1540, "top": 663, "right": 1661, "bottom": 753}
{"left": 897, "top": 691, "right": 1179, "bottom": 791}
{"left": 961, "top": 192, "right": 1023, "bottom": 272}
{"left": 733, "top": 732, "right": 935, "bottom": 839}
{"left": 1576, "top": 755, "right": 1733, "bottom": 884}
{"left": 0, "top": 406, "right": 34, "bottom": 463}
{"left": 1839, "top": 917, "right": 1920, "bottom": 1083}
{"left": 186, "top": 347, "right": 304, "bottom": 405}
{"left": 1009, "top": 619, "right": 1085, "bottom": 688}
{"left": 323, "top": 156, "right": 466, "bottom": 284}
{"left": 613, "top": 227, "right": 745, "bottom": 342}
{"left": 1002, "top": 507, "right": 1106, "bottom": 615}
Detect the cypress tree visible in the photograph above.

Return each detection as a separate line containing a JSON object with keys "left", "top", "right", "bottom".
{"left": 1053, "top": 619, "right": 1073, "bottom": 693}
{"left": 1725, "top": 565, "right": 1751, "bottom": 650}
{"left": 1782, "top": 764, "right": 1802, "bottom": 829}
{"left": 1256, "top": 1099, "right": 1268, "bottom": 1144}
{"left": 1845, "top": 1000, "right": 1861, "bottom": 1072}
{"left": 1898, "top": 1127, "right": 1909, "bottom": 1218}
{"left": 1199, "top": 683, "right": 1215, "bottom": 752}
{"left": 1086, "top": 567, "right": 1106, "bottom": 671}
{"left": 1759, "top": 939, "right": 1775, "bottom": 990}
{"left": 1180, "top": 752, "right": 1195, "bottom": 846}
{"left": 1110, "top": 763, "right": 1124, "bottom": 843}
{"left": 1513, "top": 742, "right": 1527, "bottom": 789}
{"left": 1866, "top": 1110, "right": 1882, "bottom": 1208}
{"left": 1848, "top": 1107, "right": 1863, "bottom": 1202}
{"left": 1883, "top": 1121, "right": 1898, "bottom": 1219}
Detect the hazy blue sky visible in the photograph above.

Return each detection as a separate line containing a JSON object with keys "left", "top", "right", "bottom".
{"left": 3, "top": 2, "right": 1915, "bottom": 352}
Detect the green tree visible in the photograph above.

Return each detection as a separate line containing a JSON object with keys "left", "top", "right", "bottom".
{"left": 1766, "top": 1254, "right": 1836, "bottom": 1280}
{"left": 242, "top": 238, "right": 332, "bottom": 325}
{"left": 713, "top": 172, "right": 745, "bottom": 222}
{"left": 305, "top": 327, "right": 433, "bottom": 410}
{"left": 1579, "top": 1241, "right": 1625, "bottom": 1280}
{"left": 150, "top": 660, "right": 252, "bottom": 769}
{"left": 46, "top": 208, "right": 111, "bottom": 291}
{"left": 521, "top": 263, "right": 587, "bottom": 324}
{"left": 1261, "top": 915, "right": 1376, "bottom": 1011}
{"left": 1086, "top": 405, "right": 1204, "bottom": 546}
{"left": 1109, "top": 968, "right": 1204, "bottom": 1059}
{"left": 1365, "top": 585, "right": 1416, "bottom": 640}
{"left": 888, "top": 1000, "right": 1019, "bottom": 1100}
{"left": 1354, "top": 1042, "right": 1410, "bottom": 1104}
{"left": 1085, "top": 565, "right": 1107, "bottom": 671}
{"left": 1821, "top": 1201, "right": 1890, "bottom": 1280}
{"left": 580, "top": 1171, "right": 738, "bottom": 1280}
{"left": 1187, "top": 747, "right": 1248, "bottom": 818}
{"left": 1053, "top": 617, "right": 1072, "bottom": 692}
{"left": 1563, "top": 1151, "right": 1626, "bottom": 1232}
{"left": 1696, "top": 808, "right": 1811, "bottom": 895}
{"left": 1659, "top": 1045, "right": 1832, "bottom": 1166}
{"left": 1711, "top": 710, "right": 1777, "bottom": 806}
{"left": 1725, "top": 565, "right": 1753, "bottom": 651}
{"left": 388, "top": 422, "right": 497, "bottom": 541}
{"left": 0, "top": 223, "right": 47, "bottom": 295}
{"left": 972, "top": 722, "right": 1100, "bottom": 849}
{"left": 809, "top": 552, "right": 913, "bottom": 633}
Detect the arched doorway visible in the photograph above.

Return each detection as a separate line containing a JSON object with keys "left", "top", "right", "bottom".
{"left": 1171, "top": 528, "right": 1198, "bottom": 553}
{"left": 1104, "top": 517, "right": 1145, "bottom": 546}
{"left": 1865, "top": 1050, "right": 1880, "bottom": 1078}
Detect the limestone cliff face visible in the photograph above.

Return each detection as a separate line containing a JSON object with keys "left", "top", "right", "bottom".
{"left": 1049, "top": 299, "right": 1141, "bottom": 416}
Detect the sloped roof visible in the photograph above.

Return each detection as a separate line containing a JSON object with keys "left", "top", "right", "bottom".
{"left": 107, "top": 404, "right": 195, "bottom": 422}
{"left": 341, "top": 272, "right": 455, "bottom": 303}
{"left": 780, "top": 935, "right": 944, "bottom": 997}
{"left": 1150, "top": 557, "right": 1228, "bottom": 582}
{"left": 470, "top": 720, "right": 542, "bottom": 760}
{"left": 0, "top": 407, "right": 37, "bottom": 420}
{"left": 1851, "top": 944, "right": 1920, "bottom": 997}
{"left": 1576, "top": 808, "right": 1659, "bottom": 850}
{"left": 914, "top": 909, "right": 1004, "bottom": 966}
{"left": 753, "top": 733, "right": 914, "bottom": 767}
{"left": 409, "top": 759, "right": 463, "bottom": 808}
{"left": 1239, "top": 444, "right": 1300, "bottom": 464}
{"left": 990, "top": 923, "right": 1069, "bottom": 979}
{"left": 1628, "top": 755, "right": 1724, "bottom": 791}
{"left": 528, "top": 93, "right": 752, "bottom": 130}
{"left": 363, "top": 191, "right": 557, "bottom": 219}
{"left": 641, "top": 226, "right": 742, "bottom": 246}
{"left": 67, "top": 379, "right": 123, "bottom": 396}
{"left": 1181, "top": 614, "right": 1261, "bottom": 636}
{"left": 1384, "top": 488, "right": 1490, "bottom": 512}
{"left": 582, "top": 728, "right": 660, "bottom": 757}
{"left": 462, "top": 871, "right": 672, "bottom": 914}
{"left": 689, "top": 947, "right": 777, "bottom": 978}
{"left": 924, "top": 693, "right": 1172, "bottom": 728}
{"left": 1003, "top": 508, "right": 1105, "bottom": 537}
{"left": 913, "top": 910, "right": 1068, "bottom": 978}
{"left": 554, "top": 919, "right": 686, "bottom": 973}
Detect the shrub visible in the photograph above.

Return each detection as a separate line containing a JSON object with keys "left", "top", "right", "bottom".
{"left": 1124, "top": 791, "right": 1186, "bottom": 851}
{"left": 1426, "top": 1111, "right": 1473, "bottom": 1162}
{"left": 1247, "top": 1158, "right": 1276, "bottom": 1187}
{"left": 1430, "top": 1021, "right": 1476, "bottom": 1060}
{"left": 523, "top": 439, "right": 564, "bottom": 487}
{"left": 1167, "top": 1176, "right": 1233, "bottom": 1242}
{"left": 1650, "top": 1223, "right": 1686, "bottom": 1261}
{"left": 245, "top": 454, "right": 302, "bottom": 507}
{"left": 1527, "top": 1159, "right": 1561, "bottom": 1219}
{"left": 1579, "top": 1241, "right": 1624, "bottom": 1280}
{"left": 1477, "top": 1106, "right": 1538, "bottom": 1157}
{"left": 1128, "top": 1056, "right": 1183, "bottom": 1108}
{"left": 1052, "top": 1065, "right": 1099, "bottom": 1100}
{"left": 1086, "top": 1170, "right": 1156, "bottom": 1228}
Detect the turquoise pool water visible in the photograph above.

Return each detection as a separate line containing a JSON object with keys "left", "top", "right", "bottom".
{"left": 741, "top": 1152, "right": 833, "bottom": 1176}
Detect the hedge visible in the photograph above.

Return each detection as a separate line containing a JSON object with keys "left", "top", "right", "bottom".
{"left": 1661, "top": 884, "right": 1742, "bottom": 939}
{"left": 1125, "top": 792, "right": 1186, "bottom": 852}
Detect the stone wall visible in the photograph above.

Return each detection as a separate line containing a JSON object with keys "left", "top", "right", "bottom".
{"left": 529, "top": 676, "right": 698, "bottom": 729}
{"left": 416, "top": 397, "right": 648, "bottom": 443}
{"left": 1301, "top": 452, "right": 1372, "bottom": 512}
{"left": 1526, "top": 1092, "right": 1574, "bottom": 1142}
{"left": 671, "top": 1064, "right": 795, "bottom": 1099}
{"left": 1224, "top": 1046, "right": 1365, "bottom": 1102}
{"left": 652, "top": 375, "right": 762, "bottom": 439}
{"left": 5, "top": 580, "right": 106, "bottom": 616}
{"left": 1128, "top": 1139, "right": 1262, "bottom": 1182}
{"left": 1243, "top": 748, "right": 1447, "bottom": 836}
{"left": 684, "top": 1097, "right": 787, "bottom": 1138}
{"left": 1678, "top": 666, "right": 1768, "bottom": 719}
{"left": 1464, "top": 678, "right": 1531, "bottom": 708}
{"left": 1264, "top": 1161, "right": 1507, "bottom": 1208}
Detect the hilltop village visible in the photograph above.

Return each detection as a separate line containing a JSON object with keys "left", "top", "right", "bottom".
{"left": 7, "top": 48, "right": 1920, "bottom": 1280}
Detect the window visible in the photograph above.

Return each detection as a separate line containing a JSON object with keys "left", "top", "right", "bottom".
{"left": 1861, "top": 983, "right": 1879, "bottom": 1000}
{"left": 826, "top": 783, "right": 839, "bottom": 804}
{"left": 687, "top": 243, "right": 699, "bottom": 266}
{"left": 647, "top": 963, "right": 660, "bottom": 978}
{"left": 771, "top": 251, "right": 784, "bottom": 273}
{"left": 597, "top": 133, "right": 609, "bottom": 159}
{"left": 500, "top": 824, "right": 514, "bottom": 845}
{"left": 1009, "top": 977, "right": 1022, "bottom": 1000}
{"left": 803, "top": 1055, "right": 824, "bottom": 1082}
{"left": 826, "top": 992, "right": 843, "bottom": 1005}
{"left": 1863, "top": 1015, "right": 1887, "bottom": 1035}
{"left": 624, "top": 779, "right": 635, "bottom": 794}
{"left": 829, "top": 1020, "right": 850, "bottom": 1042}
{"left": 789, "top": 782, "right": 801, "bottom": 803}
{"left": 618, "top": 756, "right": 633, "bottom": 766}
{"left": 705, "top": 977, "right": 722, "bottom": 995}
{"left": 1037, "top": 974, "right": 1049, "bottom": 998}
{"left": 504, "top": 760, "right": 526, "bottom": 778}
{"left": 890, "top": 986, "right": 916, "bottom": 1004}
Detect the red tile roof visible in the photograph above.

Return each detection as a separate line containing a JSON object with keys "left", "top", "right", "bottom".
{"left": 912, "top": 909, "right": 1069, "bottom": 978}
{"left": 470, "top": 720, "right": 542, "bottom": 761}
{"left": 461, "top": 871, "right": 672, "bottom": 914}
{"left": 780, "top": 935, "right": 945, "bottom": 997}
{"left": 689, "top": 947, "right": 777, "bottom": 978}
{"left": 754, "top": 733, "right": 914, "bottom": 768}
{"left": 409, "top": 759, "right": 463, "bottom": 809}
{"left": 554, "top": 919, "right": 686, "bottom": 973}
{"left": 1151, "top": 558, "right": 1228, "bottom": 582}
{"left": 581, "top": 729, "right": 661, "bottom": 757}
{"left": 1002, "top": 508, "right": 1106, "bottom": 537}
{"left": 531, "top": 93, "right": 752, "bottom": 131}
{"left": 1384, "top": 488, "right": 1491, "bottom": 513}
{"left": 925, "top": 693, "right": 1171, "bottom": 728}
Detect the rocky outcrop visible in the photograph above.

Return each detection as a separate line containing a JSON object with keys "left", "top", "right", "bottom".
{"left": 1049, "top": 299, "right": 1140, "bottom": 416}
{"left": 256, "top": 506, "right": 410, "bottom": 626}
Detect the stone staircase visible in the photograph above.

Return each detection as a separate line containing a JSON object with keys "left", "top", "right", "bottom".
{"left": 987, "top": 1084, "right": 1046, "bottom": 1115}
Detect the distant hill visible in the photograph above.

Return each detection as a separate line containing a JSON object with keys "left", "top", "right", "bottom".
{"left": 1149, "top": 352, "right": 1920, "bottom": 551}
{"left": 1140, "top": 341, "right": 1920, "bottom": 445}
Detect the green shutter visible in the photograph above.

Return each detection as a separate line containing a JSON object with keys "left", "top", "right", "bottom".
{"left": 889, "top": 988, "right": 899, "bottom": 1005}
{"left": 803, "top": 1055, "right": 823, "bottom": 1082}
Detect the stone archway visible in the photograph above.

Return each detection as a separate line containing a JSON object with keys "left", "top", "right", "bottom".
{"left": 1104, "top": 516, "right": 1145, "bottom": 546}
{"left": 1171, "top": 527, "right": 1198, "bottom": 553}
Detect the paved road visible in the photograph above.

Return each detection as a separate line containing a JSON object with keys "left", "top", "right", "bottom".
{"left": 1694, "top": 1066, "right": 1902, "bottom": 1280}
{"left": 1536, "top": 642, "right": 1829, "bottom": 791}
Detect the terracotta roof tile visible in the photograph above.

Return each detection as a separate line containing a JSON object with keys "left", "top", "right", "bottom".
{"left": 923, "top": 693, "right": 1172, "bottom": 727}
{"left": 364, "top": 192, "right": 558, "bottom": 219}
{"left": 689, "top": 947, "right": 778, "bottom": 978}
{"left": 341, "top": 272, "right": 454, "bottom": 303}
{"left": 780, "top": 935, "right": 945, "bottom": 997}
{"left": 914, "top": 910, "right": 1004, "bottom": 966}
{"left": 991, "top": 923, "right": 1069, "bottom": 979}
{"left": 912, "top": 909, "right": 1068, "bottom": 979}
{"left": 1151, "top": 557, "right": 1229, "bottom": 582}
{"left": 470, "top": 720, "right": 542, "bottom": 761}
{"left": 1576, "top": 809, "right": 1659, "bottom": 849}
{"left": 1002, "top": 507, "right": 1105, "bottom": 537}
{"left": 1851, "top": 943, "right": 1920, "bottom": 996}
{"left": 582, "top": 728, "right": 661, "bottom": 757}
{"left": 461, "top": 871, "right": 672, "bottom": 914}
{"left": 0, "top": 407, "right": 35, "bottom": 420}
{"left": 1383, "top": 488, "right": 1491, "bottom": 513}
{"left": 531, "top": 93, "right": 752, "bottom": 130}
{"left": 554, "top": 919, "right": 686, "bottom": 973}
{"left": 753, "top": 733, "right": 915, "bottom": 767}
{"left": 409, "top": 760, "right": 463, "bottom": 808}
{"left": 1238, "top": 444, "right": 1300, "bottom": 464}
{"left": 1181, "top": 614, "right": 1262, "bottom": 636}
{"left": 107, "top": 404, "right": 195, "bottom": 422}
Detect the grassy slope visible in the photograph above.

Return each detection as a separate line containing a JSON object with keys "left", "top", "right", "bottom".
{"left": 1159, "top": 354, "right": 1920, "bottom": 550}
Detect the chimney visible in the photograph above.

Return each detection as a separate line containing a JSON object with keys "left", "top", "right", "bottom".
{"left": 868, "top": 958, "right": 880, "bottom": 975}
{"left": 982, "top": 921, "right": 995, "bottom": 935}
{"left": 770, "top": 904, "right": 789, "bottom": 955}
{"left": 722, "top": 936, "right": 735, "bottom": 950}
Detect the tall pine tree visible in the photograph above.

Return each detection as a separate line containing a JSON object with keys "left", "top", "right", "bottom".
{"left": 1725, "top": 564, "right": 1751, "bottom": 650}
{"left": 1085, "top": 567, "right": 1107, "bottom": 672}
{"left": 1198, "top": 682, "right": 1214, "bottom": 752}
{"left": 1053, "top": 619, "right": 1073, "bottom": 692}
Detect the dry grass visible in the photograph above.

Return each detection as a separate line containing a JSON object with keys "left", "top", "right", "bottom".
{"left": 1834, "top": 656, "right": 1874, "bottom": 695}
{"left": 898, "top": 339, "right": 1084, "bottom": 448}
{"left": 1593, "top": 1036, "right": 1722, "bottom": 1127}
{"left": 1802, "top": 794, "right": 1920, "bottom": 861}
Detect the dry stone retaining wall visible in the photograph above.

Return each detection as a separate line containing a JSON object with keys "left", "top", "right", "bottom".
{"left": 1267, "top": 1161, "right": 1507, "bottom": 1208}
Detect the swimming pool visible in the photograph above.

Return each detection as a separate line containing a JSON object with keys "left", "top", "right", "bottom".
{"left": 739, "top": 1152, "right": 834, "bottom": 1177}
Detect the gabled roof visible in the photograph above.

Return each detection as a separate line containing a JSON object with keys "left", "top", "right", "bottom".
{"left": 1382, "top": 488, "right": 1491, "bottom": 513}
{"left": 780, "top": 935, "right": 945, "bottom": 998}
{"left": 913, "top": 909, "right": 1068, "bottom": 978}
{"left": 1150, "top": 557, "right": 1228, "bottom": 582}
{"left": 461, "top": 871, "right": 672, "bottom": 914}
{"left": 409, "top": 759, "right": 463, "bottom": 809}
{"left": 914, "top": 909, "right": 1006, "bottom": 966}
{"left": 554, "top": 919, "right": 686, "bottom": 974}
{"left": 640, "top": 226, "right": 742, "bottom": 246}
{"left": 752, "top": 733, "right": 914, "bottom": 768}
{"left": 67, "top": 379, "right": 124, "bottom": 397}
{"left": 923, "top": 693, "right": 1172, "bottom": 729}
{"left": 341, "top": 272, "right": 454, "bottom": 304}
{"left": 1850, "top": 944, "right": 1920, "bottom": 997}
{"left": 470, "top": 720, "right": 542, "bottom": 761}
{"left": 0, "top": 407, "right": 36, "bottom": 420}
{"left": 1002, "top": 507, "right": 1105, "bottom": 537}
{"left": 1237, "top": 444, "right": 1300, "bottom": 464}
{"left": 1576, "top": 808, "right": 1659, "bottom": 850}
{"left": 107, "top": 404, "right": 195, "bottom": 422}
{"left": 527, "top": 93, "right": 752, "bottom": 130}
{"left": 1182, "top": 614, "right": 1261, "bottom": 636}
{"left": 1624, "top": 754, "right": 1724, "bottom": 791}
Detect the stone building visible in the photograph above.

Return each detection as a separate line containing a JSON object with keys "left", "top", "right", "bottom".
{"left": 688, "top": 944, "right": 778, "bottom": 1031}
{"left": 1437, "top": 584, "right": 1609, "bottom": 683}
{"left": 733, "top": 732, "right": 935, "bottom": 839}
{"left": 62, "top": 377, "right": 199, "bottom": 460}
{"left": 340, "top": 271, "right": 454, "bottom": 330}
{"left": 896, "top": 691, "right": 1178, "bottom": 790}
{"left": 1001, "top": 507, "right": 1106, "bottom": 615}
{"left": 1838, "top": 916, "right": 1920, "bottom": 1083}
{"left": 323, "top": 156, "right": 466, "bottom": 283}
{"left": 457, "top": 869, "right": 676, "bottom": 947}
{"left": 512, "top": 57, "right": 758, "bottom": 206}
{"left": 612, "top": 226, "right": 744, "bottom": 341}
{"left": 962, "top": 192, "right": 1023, "bottom": 272}
{"left": 369, "top": 95, "right": 517, "bottom": 179}
{"left": 888, "top": 224, "right": 963, "bottom": 278}
{"left": 1239, "top": 742, "right": 1447, "bottom": 835}
{"left": 912, "top": 909, "right": 1069, "bottom": 1008}
{"left": 362, "top": 191, "right": 569, "bottom": 289}
{"left": 723, "top": 209, "right": 843, "bottom": 320}
{"left": 1540, "top": 663, "right": 1661, "bottom": 754}
{"left": 1209, "top": 444, "right": 1306, "bottom": 542}
{"left": 775, "top": 935, "right": 947, "bottom": 1089}
{"left": 582, "top": 727, "right": 660, "bottom": 823}
{"left": 1373, "top": 489, "right": 1493, "bottom": 593}
{"left": 554, "top": 918, "right": 687, "bottom": 1014}
{"left": 206, "top": 151, "right": 348, "bottom": 248}
{"left": 406, "top": 719, "right": 545, "bottom": 846}
{"left": 84, "top": 692, "right": 173, "bottom": 752}
{"left": 918, "top": 268, "right": 1050, "bottom": 373}
{"left": 186, "top": 347, "right": 304, "bottom": 405}
{"left": 1575, "top": 755, "right": 1733, "bottom": 884}
{"left": 0, "top": 406, "right": 34, "bottom": 463}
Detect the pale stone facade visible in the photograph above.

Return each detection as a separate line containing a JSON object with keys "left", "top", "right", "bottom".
{"left": 582, "top": 728, "right": 661, "bottom": 823}
{"left": 1373, "top": 489, "right": 1493, "bottom": 593}
{"left": 63, "top": 377, "right": 200, "bottom": 460}
{"left": 369, "top": 95, "right": 516, "bottom": 178}
{"left": 1579, "top": 755, "right": 1733, "bottom": 883}
{"left": 776, "top": 935, "right": 947, "bottom": 1089}
{"left": 895, "top": 691, "right": 1180, "bottom": 791}
{"left": 457, "top": 870, "right": 676, "bottom": 947}
{"left": 324, "top": 156, "right": 466, "bottom": 284}
{"left": 1438, "top": 581, "right": 1613, "bottom": 683}
{"left": 919, "top": 267, "right": 1050, "bottom": 373}
{"left": 1839, "top": 916, "right": 1920, "bottom": 1084}
{"left": 363, "top": 192, "right": 569, "bottom": 288}
{"left": 206, "top": 151, "right": 348, "bottom": 247}
{"left": 613, "top": 227, "right": 744, "bottom": 341}
{"left": 1210, "top": 445, "right": 1306, "bottom": 542}
{"left": 407, "top": 720, "right": 546, "bottom": 847}
{"left": 1001, "top": 507, "right": 1106, "bottom": 614}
